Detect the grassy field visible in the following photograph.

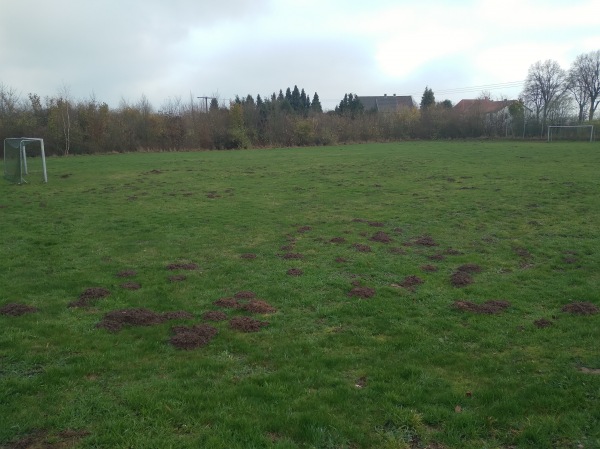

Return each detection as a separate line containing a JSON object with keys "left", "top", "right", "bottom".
{"left": 1, "top": 141, "right": 599, "bottom": 449}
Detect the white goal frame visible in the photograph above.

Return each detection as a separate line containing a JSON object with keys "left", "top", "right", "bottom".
{"left": 3, "top": 137, "right": 48, "bottom": 184}
{"left": 547, "top": 125, "right": 594, "bottom": 142}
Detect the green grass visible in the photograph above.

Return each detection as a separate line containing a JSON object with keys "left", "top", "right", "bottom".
{"left": 1, "top": 141, "right": 599, "bottom": 448}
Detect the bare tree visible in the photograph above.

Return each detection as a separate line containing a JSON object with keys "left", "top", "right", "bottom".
{"left": 570, "top": 50, "right": 600, "bottom": 121}
{"left": 522, "top": 60, "right": 566, "bottom": 134}
{"left": 566, "top": 63, "right": 590, "bottom": 122}
{"left": 57, "top": 83, "right": 72, "bottom": 155}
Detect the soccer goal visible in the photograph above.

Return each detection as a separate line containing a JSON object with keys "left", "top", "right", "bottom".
{"left": 547, "top": 125, "right": 594, "bottom": 142}
{"left": 3, "top": 138, "right": 48, "bottom": 184}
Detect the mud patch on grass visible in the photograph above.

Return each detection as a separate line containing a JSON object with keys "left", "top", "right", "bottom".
{"left": 421, "top": 264, "right": 438, "bottom": 272}
{"left": 428, "top": 253, "right": 446, "bottom": 261}
{"left": 241, "top": 300, "right": 277, "bottom": 314}
{"left": 168, "top": 274, "right": 187, "bottom": 282}
{"left": 389, "top": 247, "right": 406, "bottom": 255}
{"left": 413, "top": 235, "right": 438, "bottom": 246}
{"left": 4, "top": 429, "right": 91, "bottom": 449}
{"left": 214, "top": 297, "right": 241, "bottom": 309}
{"left": 353, "top": 243, "right": 372, "bottom": 252}
{"left": 452, "top": 300, "right": 510, "bottom": 314}
{"left": 96, "top": 308, "right": 193, "bottom": 332}
{"left": 68, "top": 287, "right": 111, "bottom": 308}
{"left": 297, "top": 226, "right": 312, "bottom": 233}
{"left": 287, "top": 268, "right": 304, "bottom": 276}
{"left": 400, "top": 275, "right": 424, "bottom": 289}
{"left": 116, "top": 269, "right": 137, "bottom": 278}
{"left": 456, "top": 263, "right": 482, "bottom": 273}
{"left": 370, "top": 231, "right": 392, "bottom": 243}
{"left": 121, "top": 282, "right": 141, "bottom": 290}
{"left": 348, "top": 287, "right": 376, "bottom": 299}
{"left": 202, "top": 311, "right": 228, "bottom": 321}
{"left": 450, "top": 271, "right": 473, "bottom": 287}
{"left": 561, "top": 302, "right": 598, "bottom": 315}
{"left": 280, "top": 252, "right": 304, "bottom": 260}
{"left": 235, "top": 291, "right": 256, "bottom": 299}
{"left": 330, "top": 237, "right": 347, "bottom": 244}
{"left": 0, "top": 303, "right": 38, "bottom": 316}
{"left": 229, "top": 316, "right": 269, "bottom": 332}
{"left": 166, "top": 263, "right": 198, "bottom": 270}
{"left": 170, "top": 324, "right": 218, "bottom": 349}
{"left": 335, "top": 257, "right": 348, "bottom": 263}
{"left": 534, "top": 318, "right": 553, "bottom": 328}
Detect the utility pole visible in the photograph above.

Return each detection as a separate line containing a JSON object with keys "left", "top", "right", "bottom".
{"left": 197, "top": 96, "right": 216, "bottom": 112}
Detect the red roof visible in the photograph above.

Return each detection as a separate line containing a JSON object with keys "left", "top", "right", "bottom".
{"left": 454, "top": 99, "right": 515, "bottom": 114}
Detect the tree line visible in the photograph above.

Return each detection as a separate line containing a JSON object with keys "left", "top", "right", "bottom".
{"left": 0, "top": 50, "right": 598, "bottom": 155}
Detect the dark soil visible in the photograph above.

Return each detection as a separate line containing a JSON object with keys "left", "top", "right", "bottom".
{"left": 400, "top": 275, "right": 424, "bottom": 289}
{"left": 561, "top": 302, "right": 598, "bottom": 315}
{"left": 96, "top": 308, "right": 193, "bottom": 332}
{"left": 428, "top": 253, "right": 446, "bottom": 261}
{"left": 241, "top": 300, "right": 277, "bottom": 314}
{"left": 202, "top": 311, "right": 228, "bottom": 321}
{"left": 229, "top": 316, "right": 269, "bottom": 332}
{"left": 214, "top": 297, "right": 241, "bottom": 309}
{"left": 389, "top": 247, "right": 406, "bottom": 255}
{"left": 348, "top": 287, "right": 376, "bottom": 299}
{"left": 240, "top": 253, "right": 257, "bottom": 259}
{"left": 116, "top": 269, "right": 137, "bottom": 278}
{"left": 353, "top": 243, "right": 372, "bottom": 252}
{"left": 206, "top": 193, "right": 221, "bottom": 199}
{"left": 414, "top": 235, "right": 438, "bottom": 246}
{"left": 234, "top": 291, "right": 256, "bottom": 299}
{"left": 370, "top": 231, "right": 392, "bottom": 243}
{"left": 330, "top": 237, "right": 347, "bottom": 244}
{"left": 450, "top": 271, "right": 473, "bottom": 287}
{"left": 287, "top": 268, "right": 304, "bottom": 276}
{"left": 421, "top": 264, "right": 438, "bottom": 272}
{"left": 513, "top": 247, "right": 532, "bottom": 258}
{"left": 3, "top": 429, "right": 90, "bottom": 449}
{"left": 68, "top": 287, "right": 111, "bottom": 308}
{"left": 563, "top": 255, "right": 578, "bottom": 264}
{"left": 297, "top": 226, "right": 312, "bottom": 233}
{"left": 170, "top": 324, "right": 218, "bottom": 349}
{"left": 335, "top": 257, "right": 348, "bottom": 263}
{"left": 0, "top": 303, "right": 38, "bottom": 316}
{"left": 456, "top": 263, "right": 482, "bottom": 273}
{"left": 534, "top": 318, "right": 553, "bottom": 328}
{"left": 280, "top": 245, "right": 294, "bottom": 251}
{"left": 166, "top": 263, "right": 198, "bottom": 270}
{"left": 281, "top": 252, "right": 304, "bottom": 259}
{"left": 168, "top": 274, "right": 187, "bottom": 282}
{"left": 444, "top": 248, "right": 463, "bottom": 255}
{"left": 452, "top": 300, "right": 511, "bottom": 314}
{"left": 121, "top": 282, "right": 141, "bottom": 290}
{"left": 368, "top": 221, "right": 385, "bottom": 227}
{"left": 352, "top": 218, "right": 367, "bottom": 223}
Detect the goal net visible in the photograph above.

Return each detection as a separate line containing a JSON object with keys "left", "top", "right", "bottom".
{"left": 547, "top": 125, "right": 594, "bottom": 142}
{"left": 3, "top": 138, "right": 48, "bottom": 184}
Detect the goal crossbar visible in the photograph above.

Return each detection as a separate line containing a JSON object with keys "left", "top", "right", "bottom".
{"left": 547, "top": 125, "right": 594, "bottom": 142}
{"left": 3, "top": 137, "right": 48, "bottom": 184}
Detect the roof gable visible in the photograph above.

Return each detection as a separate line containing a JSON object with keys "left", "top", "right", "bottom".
{"left": 357, "top": 95, "right": 415, "bottom": 112}
{"left": 454, "top": 99, "right": 516, "bottom": 115}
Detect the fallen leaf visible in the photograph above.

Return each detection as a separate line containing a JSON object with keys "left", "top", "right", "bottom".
{"left": 455, "top": 405, "right": 462, "bottom": 413}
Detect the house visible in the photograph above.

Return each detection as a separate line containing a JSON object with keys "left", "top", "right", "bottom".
{"left": 357, "top": 95, "right": 415, "bottom": 113}
{"left": 453, "top": 99, "right": 517, "bottom": 117}
{"left": 454, "top": 99, "right": 525, "bottom": 136}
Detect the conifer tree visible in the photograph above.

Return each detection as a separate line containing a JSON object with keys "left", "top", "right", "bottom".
{"left": 311, "top": 92, "right": 323, "bottom": 113}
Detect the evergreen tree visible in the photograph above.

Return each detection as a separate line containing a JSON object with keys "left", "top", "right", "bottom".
{"left": 311, "top": 92, "right": 323, "bottom": 113}
{"left": 420, "top": 87, "right": 435, "bottom": 110}
{"left": 209, "top": 97, "right": 219, "bottom": 112}
{"left": 277, "top": 90, "right": 284, "bottom": 102}
{"left": 291, "top": 85, "right": 301, "bottom": 112}
{"left": 256, "top": 94, "right": 263, "bottom": 108}
{"left": 285, "top": 88, "right": 292, "bottom": 102}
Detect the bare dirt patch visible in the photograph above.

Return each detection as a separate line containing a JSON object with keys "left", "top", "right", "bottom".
{"left": 229, "top": 316, "right": 269, "bottom": 332}
{"left": 116, "top": 269, "right": 137, "bottom": 278}
{"left": 206, "top": 192, "right": 221, "bottom": 199}
{"left": 166, "top": 263, "right": 198, "bottom": 270}
{"left": 68, "top": 287, "right": 111, "bottom": 308}
{"left": 297, "top": 226, "right": 312, "bottom": 233}
{"left": 450, "top": 271, "right": 473, "bottom": 287}
{"left": 452, "top": 300, "right": 511, "bottom": 314}
{"left": 414, "top": 235, "right": 438, "bottom": 246}
{"left": 214, "top": 297, "right": 241, "bottom": 309}
{"left": 330, "top": 237, "right": 347, "bottom": 244}
{"left": 578, "top": 367, "right": 600, "bottom": 374}
{"left": 421, "top": 264, "right": 438, "bottom": 272}
{"left": 280, "top": 252, "right": 304, "bottom": 260}
{"left": 513, "top": 246, "right": 532, "bottom": 258}
{"left": 335, "top": 257, "right": 348, "bottom": 263}
{"left": 444, "top": 248, "right": 463, "bottom": 255}
{"left": 428, "top": 253, "right": 446, "bottom": 261}
{"left": 287, "top": 268, "right": 304, "bottom": 276}
{"left": 3, "top": 429, "right": 91, "bottom": 449}
{"left": 348, "top": 287, "right": 376, "bottom": 299}
{"left": 202, "top": 311, "right": 228, "bottom": 321}
{"left": 240, "top": 253, "right": 257, "bottom": 259}
{"left": 352, "top": 218, "right": 367, "bottom": 223}
{"left": 121, "top": 282, "right": 141, "bottom": 290}
{"left": 389, "top": 247, "right": 406, "bottom": 255}
{"left": 400, "top": 275, "right": 424, "bottom": 289}
{"left": 456, "top": 263, "right": 482, "bottom": 273}
{"left": 170, "top": 324, "right": 218, "bottom": 349}
{"left": 234, "top": 291, "right": 256, "bottom": 299}
{"left": 96, "top": 308, "right": 193, "bottom": 332}
{"left": 241, "top": 300, "right": 277, "bottom": 314}
{"left": 534, "top": 318, "right": 553, "bottom": 328}
{"left": 561, "top": 302, "right": 598, "bottom": 315}
{"left": 0, "top": 303, "right": 38, "bottom": 316}
{"left": 353, "top": 243, "right": 372, "bottom": 252}
{"left": 370, "top": 231, "right": 392, "bottom": 243}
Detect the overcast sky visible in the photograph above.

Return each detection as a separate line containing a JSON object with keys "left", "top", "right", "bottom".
{"left": 1, "top": 0, "right": 599, "bottom": 111}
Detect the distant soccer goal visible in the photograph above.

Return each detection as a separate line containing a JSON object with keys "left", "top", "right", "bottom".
{"left": 3, "top": 138, "right": 48, "bottom": 184}
{"left": 547, "top": 125, "right": 594, "bottom": 142}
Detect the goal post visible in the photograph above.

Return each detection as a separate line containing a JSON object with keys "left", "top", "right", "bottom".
{"left": 3, "top": 138, "right": 47, "bottom": 184}
{"left": 547, "top": 125, "right": 594, "bottom": 142}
